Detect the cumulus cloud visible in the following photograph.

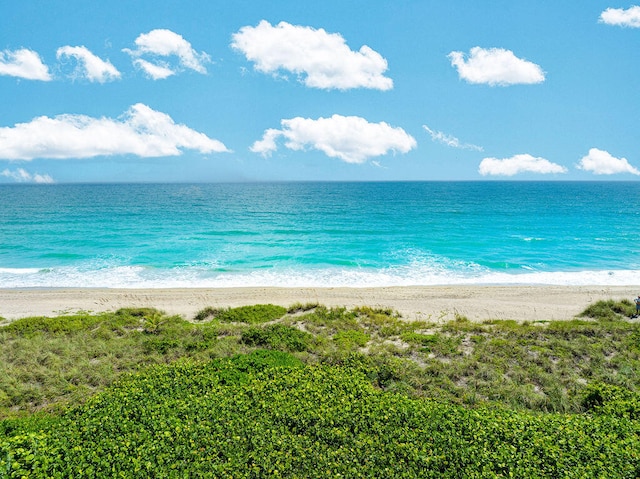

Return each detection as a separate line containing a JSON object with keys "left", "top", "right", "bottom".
{"left": 448, "top": 47, "right": 545, "bottom": 86}
{"left": 423, "top": 125, "right": 483, "bottom": 151}
{"left": 124, "top": 29, "right": 210, "bottom": 79}
{"left": 251, "top": 114, "right": 415, "bottom": 163}
{"left": 1, "top": 168, "right": 54, "bottom": 183}
{"left": 231, "top": 20, "right": 393, "bottom": 90}
{"left": 577, "top": 148, "right": 640, "bottom": 175}
{"left": 133, "top": 58, "right": 175, "bottom": 80}
{"left": 0, "top": 48, "right": 52, "bottom": 81}
{"left": 0, "top": 103, "right": 229, "bottom": 160}
{"left": 599, "top": 6, "right": 640, "bottom": 27}
{"left": 479, "top": 154, "right": 567, "bottom": 176}
{"left": 56, "top": 46, "right": 120, "bottom": 83}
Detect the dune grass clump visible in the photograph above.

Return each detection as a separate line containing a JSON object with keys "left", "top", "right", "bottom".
{"left": 1, "top": 312, "right": 131, "bottom": 337}
{"left": 194, "top": 304, "right": 287, "bottom": 323}
{"left": 193, "top": 306, "right": 219, "bottom": 321}
{"left": 0, "top": 308, "right": 207, "bottom": 416}
{"left": 579, "top": 299, "right": 636, "bottom": 320}
{"left": 400, "top": 331, "right": 439, "bottom": 347}
{"left": 241, "top": 324, "right": 315, "bottom": 352}
{"left": 287, "top": 302, "right": 319, "bottom": 314}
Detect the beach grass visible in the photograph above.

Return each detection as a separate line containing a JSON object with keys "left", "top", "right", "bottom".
{"left": 193, "top": 304, "right": 288, "bottom": 323}
{"left": 1, "top": 300, "right": 639, "bottom": 476}
{"left": 1, "top": 300, "right": 638, "bottom": 417}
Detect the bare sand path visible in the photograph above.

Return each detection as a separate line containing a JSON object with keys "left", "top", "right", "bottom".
{"left": 1, "top": 285, "right": 637, "bottom": 322}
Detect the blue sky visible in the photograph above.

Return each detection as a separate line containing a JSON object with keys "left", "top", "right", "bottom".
{"left": 1, "top": 0, "right": 639, "bottom": 183}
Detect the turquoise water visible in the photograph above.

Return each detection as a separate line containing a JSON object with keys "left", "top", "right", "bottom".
{"left": 1, "top": 182, "right": 639, "bottom": 287}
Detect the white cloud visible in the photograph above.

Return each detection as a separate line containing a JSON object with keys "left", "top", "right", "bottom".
{"left": 56, "top": 46, "right": 120, "bottom": 83}
{"left": 251, "top": 128, "right": 282, "bottom": 157}
{"left": 231, "top": 20, "right": 393, "bottom": 90}
{"left": 479, "top": 154, "right": 567, "bottom": 176}
{"left": 599, "top": 6, "right": 640, "bottom": 27}
{"left": 133, "top": 58, "right": 175, "bottom": 80}
{"left": 423, "top": 125, "right": 483, "bottom": 151}
{"left": 1, "top": 168, "right": 54, "bottom": 183}
{"left": 124, "top": 29, "right": 210, "bottom": 78}
{"left": 0, "top": 48, "right": 52, "bottom": 81}
{"left": 0, "top": 103, "right": 229, "bottom": 160}
{"left": 577, "top": 148, "right": 640, "bottom": 175}
{"left": 448, "top": 47, "right": 545, "bottom": 86}
{"left": 251, "top": 114, "right": 415, "bottom": 163}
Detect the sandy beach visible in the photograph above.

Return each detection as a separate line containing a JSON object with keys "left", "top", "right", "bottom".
{"left": 0, "top": 285, "right": 637, "bottom": 323}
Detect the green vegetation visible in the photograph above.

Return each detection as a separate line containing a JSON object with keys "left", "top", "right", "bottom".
{"left": 333, "top": 329, "right": 370, "bottom": 349}
{"left": 194, "top": 304, "right": 287, "bottom": 323}
{"left": 241, "top": 324, "right": 314, "bottom": 352}
{"left": 286, "top": 302, "right": 320, "bottom": 313}
{"left": 579, "top": 298, "right": 636, "bottom": 321}
{"left": 1, "top": 299, "right": 639, "bottom": 477}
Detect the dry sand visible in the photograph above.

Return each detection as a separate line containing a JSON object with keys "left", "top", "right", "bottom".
{"left": 1, "top": 285, "right": 637, "bottom": 323}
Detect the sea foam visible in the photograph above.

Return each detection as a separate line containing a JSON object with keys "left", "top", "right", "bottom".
{"left": 0, "top": 264, "right": 637, "bottom": 289}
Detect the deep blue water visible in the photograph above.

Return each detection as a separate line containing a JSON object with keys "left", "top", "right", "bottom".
{"left": 1, "top": 182, "right": 639, "bottom": 287}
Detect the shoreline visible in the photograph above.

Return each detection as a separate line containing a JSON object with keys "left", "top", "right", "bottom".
{"left": 0, "top": 285, "right": 637, "bottom": 323}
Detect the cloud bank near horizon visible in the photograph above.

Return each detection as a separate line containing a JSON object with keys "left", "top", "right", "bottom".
{"left": 1, "top": 168, "right": 54, "bottom": 183}
{"left": 577, "top": 148, "right": 640, "bottom": 175}
{"left": 479, "top": 154, "right": 567, "bottom": 176}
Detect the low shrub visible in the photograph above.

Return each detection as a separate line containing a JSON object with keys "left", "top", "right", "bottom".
{"left": 579, "top": 299, "right": 635, "bottom": 320}
{"left": 0, "top": 309, "right": 162, "bottom": 337}
{"left": 241, "top": 324, "right": 313, "bottom": 352}
{"left": 581, "top": 382, "right": 640, "bottom": 419}
{"left": 228, "top": 349, "right": 304, "bottom": 371}
{"left": 333, "top": 329, "right": 370, "bottom": 349}
{"left": 1, "top": 313, "right": 114, "bottom": 337}
{"left": 303, "top": 306, "right": 358, "bottom": 328}
{"left": 195, "top": 304, "right": 287, "bottom": 323}
{"left": 353, "top": 306, "right": 399, "bottom": 319}
{"left": 193, "top": 306, "right": 218, "bottom": 321}
{"left": 2, "top": 354, "right": 638, "bottom": 478}
{"left": 142, "top": 338, "right": 181, "bottom": 354}
{"left": 115, "top": 307, "right": 160, "bottom": 319}
{"left": 401, "top": 331, "right": 439, "bottom": 347}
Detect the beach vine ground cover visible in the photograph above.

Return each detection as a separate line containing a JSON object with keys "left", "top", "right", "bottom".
{"left": 1, "top": 301, "right": 639, "bottom": 477}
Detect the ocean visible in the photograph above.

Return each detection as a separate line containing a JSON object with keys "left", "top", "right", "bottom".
{"left": 1, "top": 182, "right": 639, "bottom": 288}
